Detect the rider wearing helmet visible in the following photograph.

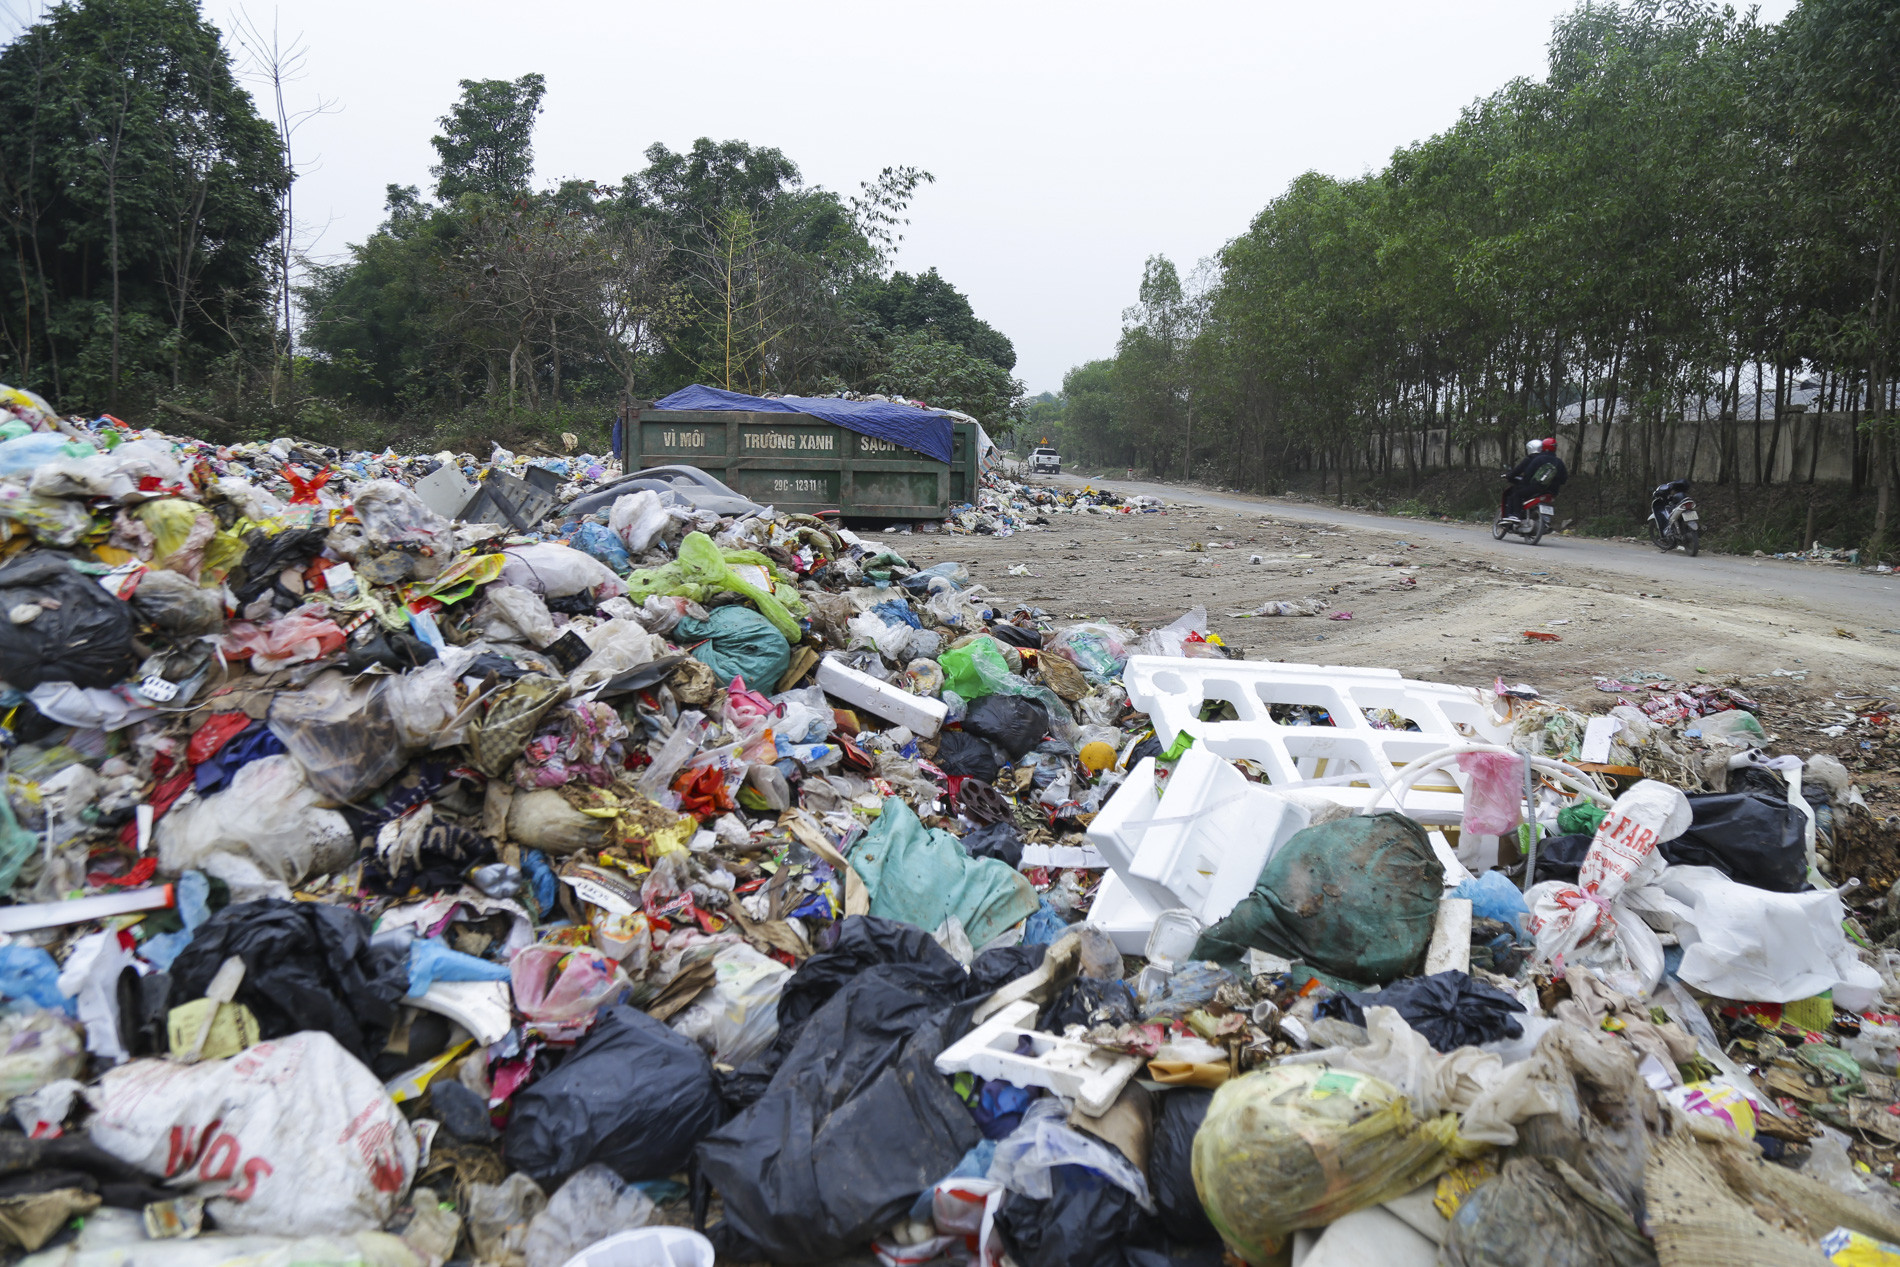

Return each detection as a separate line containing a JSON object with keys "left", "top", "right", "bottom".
{"left": 1503, "top": 438, "right": 1568, "bottom": 520}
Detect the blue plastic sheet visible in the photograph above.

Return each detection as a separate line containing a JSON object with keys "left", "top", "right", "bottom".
{"left": 570, "top": 522, "right": 631, "bottom": 573}
{"left": 0, "top": 946, "right": 71, "bottom": 1013}
{"left": 1454, "top": 870, "right": 1532, "bottom": 942}
{"left": 140, "top": 870, "right": 212, "bottom": 971}
{"left": 407, "top": 937, "right": 512, "bottom": 997}
{"left": 652, "top": 385, "right": 954, "bottom": 465}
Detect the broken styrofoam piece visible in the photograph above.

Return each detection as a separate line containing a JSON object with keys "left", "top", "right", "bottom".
{"left": 935, "top": 1000, "right": 1142, "bottom": 1117}
{"left": 0, "top": 885, "right": 174, "bottom": 934}
{"left": 816, "top": 656, "right": 946, "bottom": 737}
{"left": 1122, "top": 657, "right": 1511, "bottom": 822}
{"left": 1423, "top": 898, "right": 1473, "bottom": 975}
{"left": 408, "top": 979, "right": 513, "bottom": 1045}
{"left": 1086, "top": 745, "right": 1310, "bottom": 926}
{"left": 1089, "top": 872, "right": 1163, "bottom": 955}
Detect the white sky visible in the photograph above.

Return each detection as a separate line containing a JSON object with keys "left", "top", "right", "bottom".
{"left": 36, "top": 0, "right": 1806, "bottom": 393}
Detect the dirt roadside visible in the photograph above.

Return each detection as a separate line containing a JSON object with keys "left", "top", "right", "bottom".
{"left": 894, "top": 476, "right": 1900, "bottom": 818}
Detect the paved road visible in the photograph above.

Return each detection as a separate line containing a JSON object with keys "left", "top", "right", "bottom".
{"left": 1045, "top": 473, "right": 1900, "bottom": 627}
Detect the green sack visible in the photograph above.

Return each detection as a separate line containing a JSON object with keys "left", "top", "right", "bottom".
{"left": 847, "top": 796, "right": 1040, "bottom": 948}
{"left": 1191, "top": 811, "right": 1443, "bottom": 986}
{"left": 676, "top": 605, "right": 792, "bottom": 690}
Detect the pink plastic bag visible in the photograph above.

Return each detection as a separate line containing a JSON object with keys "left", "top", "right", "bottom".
{"left": 510, "top": 945, "right": 623, "bottom": 1022}
{"left": 1456, "top": 751, "right": 1525, "bottom": 836}
{"left": 218, "top": 607, "right": 346, "bottom": 671}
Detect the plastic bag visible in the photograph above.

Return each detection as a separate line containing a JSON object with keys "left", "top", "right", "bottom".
{"left": 668, "top": 942, "right": 790, "bottom": 1067}
{"left": 846, "top": 796, "right": 1041, "bottom": 949}
{"left": 155, "top": 755, "right": 355, "bottom": 886}
{"left": 939, "top": 636, "right": 1013, "bottom": 701}
{"left": 1192, "top": 812, "right": 1443, "bottom": 985}
{"left": 0, "top": 431, "right": 79, "bottom": 475}
{"left": 1653, "top": 864, "right": 1876, "bottom": 1002}
{"left": 962, "top": 694, "right": 1049, "bottom": 760}
{"left": 385, "top": 651, "right": 479, "bottom": 749}
{"left": 480, "top": 584, "right": 558, "bottom": 646}
{"left": 522, "top": 1164, "right": 656, "bottom": 1267}
{"left": 567, "top": 618, "right": 667, "bottom": 694}
{"left": 267, "top": 671, "right": 412, "bottom": 803}
{"left": 353, "top": 479, "right": 455, "bottom": 553}
{"left": 1441, "top": 1156, "right": 1652, "bottom": 1267}
{"left": 504, "top": 1005, "right": 722, "bottom": 1186}
{"left": 676, "top": 532, "right": 801, "bottom": 640}
{"left": 501, "top": 543, "right": 627, "bottom": 598}
{"left": 676, "top": 606, "right": 791, "bottom": 689}
{"left": 0, "top": 946, "right": 69, "bottom": 1012}
{"left": 0, "top": 1010, "right": 85, "bottom": 1100}
{"left": 167, "top": 899, "right": 407, "bottom": 1064}
{"left": 1192, "top": 1064, "right": 1471, "bottom": 1263}
{"left": 130, "top": 568, "right": 225, "bottom": 636}
{"left": 85, "top": 1030, "right": 417, "bottom": 1235}
{"left": 994, "top": 1165, "right": 1167, "bottom": 1267}
{"left": 467, "top": 1172, "right": 548, "bottom": 1267}
{"left": 1320, "top": 970, "right": 1525, "bottom": 1052}
{"left": 1453, "top": 871, "right": 1530, "bottom": 941}
{"left": 609, "top": 489, "right": 675, "bottom": 556}
{"left": 1045, "top": 622, "right": 1135, "bottom": 679}
{"left": 0, "top": 485, "right": 93, "bottom": 547}
{"left": 1661, "top": 792, "right": 1808, "bottom": 892}
{"left": 511, "top": 944, "right": 625, "bottom": 1022}
{"left": 570, "top": 522, "right": 632, "bottom": 573}
{"left": 1456, "top": 752, "right": 1524, "bottom": 836}
{"left": 1152, "top": 1089, "right": 1222, "bottom": 1246}
{"left": 848, "top": 611, "right": 915, "bottom": 661}
{"left": 0, "top": 551, "right": 137, "bottom": 689}
{"left": 988, "top": 1097, "right": 1153, "bottom": 1210}
{"left": 1136, "top": 606, "right": 1219, "bottom": 658}
{"left": 219, "top": 606, "right": 347, "bottom": 671}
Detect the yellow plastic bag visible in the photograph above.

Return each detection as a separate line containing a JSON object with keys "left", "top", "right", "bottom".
{"left": 1191, "top": 1064, "right": 1479, "bottom": 1264}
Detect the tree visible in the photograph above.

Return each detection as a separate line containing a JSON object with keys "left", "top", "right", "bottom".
{"left": 0, "top": 0, "right": 286, "bottom": 413}
{"left": 875, "top": 330, "right": 1023, "bottom": 430}
{"left": 430, "top": 73, "right": 545, "bottom": 202}
{"left": 851, "top": 267, "right": 1015, "bottom": 371}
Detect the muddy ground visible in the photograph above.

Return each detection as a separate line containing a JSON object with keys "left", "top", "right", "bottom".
{"left": 895, "top": 478, "right": 1900, "bottom": 828}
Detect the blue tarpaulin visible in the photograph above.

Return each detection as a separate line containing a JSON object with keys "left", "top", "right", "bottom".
{"left": 651, "top": 384, "right": 955, "bottom": 466}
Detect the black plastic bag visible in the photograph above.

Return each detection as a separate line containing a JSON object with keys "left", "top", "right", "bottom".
{"left": 987, "top": 623, "right": 1043, "bottom": 649}
{"left": 936, "top": 729, "right": 1004, "bottom": 781}
{"left": 1039, "top": 976, "right": 1138, "bottom": 1031}
{"left": 1531, "top": 833, "right": 1594, "bottom": 885}
{"left": 1150, "top": 1089, "right": 1221, "bottom": 1246}
{"left": 167, "top": 899, "right": 405, "bottom": 1064}
{"left": 230, "top": 526, "right": 329, "bottom": 608}
{"left": 1319, "top": 969, "right": 1525, "bottom": 1051}
{"left": 959, "top": 818, "right": 1025, "bottom": 868}
{"left": 505, "top": 1005, "right": 722, "bottom": 1187}
{"left": 0, "top": 553, "right": 137, "bottom": 690}
{"left": 1660, "top": 792, "right": 1807, "bottom": 892}
{"left": 962, "top": 694, "right": 1050, "bottom": 760}
{"left": 996, "top": 1164, "right": 1219, "bottom": 1267}
{"left": 697, "top": 975, "right": 982, "bottom": 1263}
{"left": 967, "top": 942, "right": 1047, "bottom": 997}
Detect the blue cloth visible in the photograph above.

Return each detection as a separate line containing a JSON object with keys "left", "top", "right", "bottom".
{"left": 194, "top": 722, "right": 286, "bottom": 794}
{"left": 407, "top": 938, "right": 512, "bottom": 998}
{"left": 873, "top": 599, "right": 922, "bottom": 630}
{"left": 652, "top": 384, "right": 955, "bottom": 465}
{"left": 1021, "top": 899, "right": 1068, "bottom": 946}
{"left": 523, "top": 849, "right": 558, "bottom": 914}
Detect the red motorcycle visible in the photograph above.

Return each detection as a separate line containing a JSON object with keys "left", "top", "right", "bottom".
{"left": 1493, "top": 476, "right": 1555, "bottom": 545}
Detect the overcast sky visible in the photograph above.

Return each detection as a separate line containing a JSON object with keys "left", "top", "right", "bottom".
{"left": 196, "top": 0, "right": 1796, "bottom": 393}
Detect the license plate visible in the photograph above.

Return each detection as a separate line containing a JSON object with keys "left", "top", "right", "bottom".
{"left": 1682, "top": 511, "right": 1699, "bottom": 523}
{"left": 1538, "top": 507, "right": 1553, "bottom": 518}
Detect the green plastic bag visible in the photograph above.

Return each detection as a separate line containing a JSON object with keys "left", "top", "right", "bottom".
{"left": 1556, "top": 800, "right": 1606, "bottom": 836}
{"left": 677, "top": 606, "right": 791, "bottom": 690}
{"left": 1191, "top": 811, "right": 1443, "bottom": 985}
{"left": 0, "top": 793, "right": 37, "bottom": 896}
{"left": 846, "top": 796, "right": 1040, "bottom": 948}
{"left": 624, "top": 532, "right": 805, "bottom": 642}
{"left": 939, "top": 636, "right": 1013, "bottom": 701}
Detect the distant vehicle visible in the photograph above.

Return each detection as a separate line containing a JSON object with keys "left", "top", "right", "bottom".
{"left": 1493, "top": 472, "right": 1556, "bottom": 545}
{"left": 1028, "top": 445, "right": 1061, "bottom": 475}
{"left": 1648, "top": 479, "right": 1700, "bottom": 556}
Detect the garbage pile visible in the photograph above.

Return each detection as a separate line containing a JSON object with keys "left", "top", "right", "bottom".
{"left": 1, "top": 380, "right": 1899, "bottom": 1266}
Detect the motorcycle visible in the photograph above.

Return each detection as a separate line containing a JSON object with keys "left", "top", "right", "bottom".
{"left": 1649, "top": 479, "right": 1700, "bottom": 556}
{"left": 1493, "top": 474, "right": 1555, "bottom": 545}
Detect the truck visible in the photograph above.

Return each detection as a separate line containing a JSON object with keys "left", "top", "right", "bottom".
{"left": 1028, "top": 443, "right": 1061, "bottom": 475}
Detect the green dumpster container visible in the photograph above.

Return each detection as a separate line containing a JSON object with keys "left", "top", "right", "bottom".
{"left": 637, "top": 408, "right": 979, "bottom": 518}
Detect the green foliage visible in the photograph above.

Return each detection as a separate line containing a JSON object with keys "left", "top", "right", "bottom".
{"left": 0, "top": 0, "right": 287, "bottom": 412}
{"left": 875, "top": 330, "right": 1023, "bottom": 430}
{"left": 429, "top": 74, "right": 545, "bottom": 202}
{"left": 851, "top": 268, "right": 1016, "bottom": 371}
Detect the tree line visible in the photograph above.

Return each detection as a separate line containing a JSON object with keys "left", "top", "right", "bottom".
{"left": 0, "top": 2, "right": 1025, "bottom": 444}
{"left": 1053, "top": 0, "right": 1900, "bottom": 541}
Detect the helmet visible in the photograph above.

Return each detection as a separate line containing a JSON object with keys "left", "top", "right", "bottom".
{"left": 1541, "top": 437, "right": 1557, "bottom": 452}
{"left": 1525, "top": 439, "right": 1542, "bottom": 455}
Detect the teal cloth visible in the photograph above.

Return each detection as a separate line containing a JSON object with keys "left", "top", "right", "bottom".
{"left": 676, "top": 605, "right": 792, "bottom": 690}
{"left": 846, "top": 797, "right": 1040, "bottom": 948}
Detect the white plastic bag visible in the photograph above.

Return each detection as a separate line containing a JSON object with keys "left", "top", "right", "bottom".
{"left": 353, "top": 480, "right": 454, "bottom": 553}
{"left": 85, "top": 1031, "right": 418, "bottom": 1234}
{"left": 669, "top": 942, "right": 791, "bottom": 1067}
{"left": 1653, "top": 864, "right": 1877, "bottom": 1003}
{"left": 1135, "top": 606, "right": 1213, "bottom": 658}
{"left": 500, "top": 544, "right": 626, "bottom": 598}
{"left": 567, "top": 619, "right": 667, "bottom": 694}
{"left": 155, "top": 755, "right": 355, "bottom": 885}
{"left": 987, "top": 1098, "right": 1154, "bottom": 1211}
{"left": 480, "top": 585, "right": 557, "bottom": 646}
{"left": 385, "top": 649, "right": 480, "bottom": 749}
{"left": 608, "top": 490, "right": 675, "bottom": 556}
{"left": 522, "top": 1164, "right": 655, "bottom": 1267}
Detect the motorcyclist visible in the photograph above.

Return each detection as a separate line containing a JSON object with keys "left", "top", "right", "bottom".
{"left": 1502, "top": 437, "right": 1567, "bottom": 520}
